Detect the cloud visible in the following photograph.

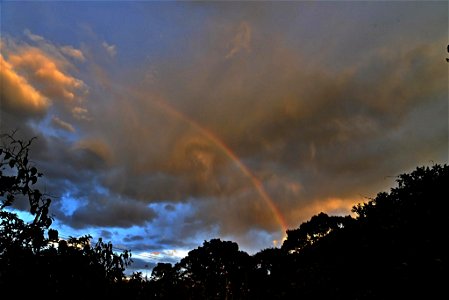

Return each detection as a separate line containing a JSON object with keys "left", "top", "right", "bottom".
{"left": 60, "top": 45, "right": 86, "bottom": 61}
{"left": 52, "top": 116, "right": 76, "bottom": 132}
{"left": 65, "top": 196, "right": 157, "bottom": 228}
{"left": 123, "top": 234, "right": 145, "bottom": 242}
{"left": 1, "top": 32, "right": 89, "bottom": 135}
{"left": 3, "top": 3, "right": 446, "bottom": 255}
{"left": 0, "top": 53, "right": 49, "bottom": 117}
{"left": 102, "top": 41, "right": 117, "bottom": 57}
{"left": 72, "top": 106, "right": 90, "bottom": 120}
{"left": 59, "top": 35, "right": 445, "bottom": 245}
{"left": 100, "top": 230, "right": 113, "bottom": 239}
{"left": 24, "top": 28, "right": 44, "bottom": 42}
{"left": 8, "top": 47, "right": 85, "bottom": 102}
{"left": 225, "top": 22, "right": 252, "bottom": 59}
{"left": 24, "top": 29, "right": 85, "bottom": 62}
{"left": 74, "top": 139, "right": 114, "bottom": 167}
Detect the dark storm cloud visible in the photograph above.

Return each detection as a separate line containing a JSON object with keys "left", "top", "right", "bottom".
{"left": 62, "top": 196, "right": 156, "bottom": 228}
{"left": 123, "top": 234, "right": 144, "bottom": 243}
{"left": 99, "top": 230, "right": 113, "bottom": 239}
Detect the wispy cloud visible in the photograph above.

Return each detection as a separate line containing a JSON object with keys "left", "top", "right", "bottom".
{"left": 24, "top": 28, "right": 44, "bottom": 42}
{"left": 226, "top": 22, "right": 251, "bottom": 59}
{"left": 60, "top": 45, "right": 86, "bottom": 62}
{"left": 102, "top": 41, "right": 117, "bottom": 57}
{"left": 52, "top": 116, "right": 76, "bottom": 133}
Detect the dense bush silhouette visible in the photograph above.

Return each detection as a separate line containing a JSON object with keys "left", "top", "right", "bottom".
{"left": 1, "top": 133, "right": 446, "bottom": 299}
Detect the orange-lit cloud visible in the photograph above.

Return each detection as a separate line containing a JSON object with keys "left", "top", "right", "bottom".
{"left": 0, "top": 53, "right": 49, "bottom": 116}
{"left": 288, "top": 197, "right": 361, "bottom": 228}
{"left": 1, "top": 34, "right": 89, "bottom": 132}
{"left": 8, "top": 47, "right": 85, "bottom": 101}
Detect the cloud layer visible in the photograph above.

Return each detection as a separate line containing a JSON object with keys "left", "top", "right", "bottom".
{"left": 1, "top": 2, "right": 447, "bottom": 255}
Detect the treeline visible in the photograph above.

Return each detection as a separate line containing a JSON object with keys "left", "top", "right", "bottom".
{"left": 0, "top": 135, "right": 446, "bottom": 299}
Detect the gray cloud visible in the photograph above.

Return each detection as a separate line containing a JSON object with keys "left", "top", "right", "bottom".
{"left": 123, "top": 234, "right": 145, "bottom": 243}
{"left": 99, "top": 230, "right": 113, "bottom": 239}
{"left": 63, "top": 196, "right": 156, "bottom": 228}
{"left": 102, "top": 41, "right": 116, "bottom": 58}
{"left": 60, "top": 45, "right": 86, "bottom": 62}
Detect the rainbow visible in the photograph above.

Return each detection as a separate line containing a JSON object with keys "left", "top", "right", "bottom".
{"left": 121, "top": 87, "right": 288, "bottom": 239}
{"left": 149, "top": 97, "right": 288, "bottom": 236}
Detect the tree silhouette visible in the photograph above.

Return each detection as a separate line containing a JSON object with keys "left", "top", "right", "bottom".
{"left": 0, "top": 133, "right": 51, "bottom": 229}
{"left": 281, "top": 212, "right": 353, "bottom": 254}
{"left": 248, "top": 247, "right": 288, "bottom": 299}
{"left": 149, "top": 263, "right": 179, "bottom": 299}
{"left": 0, "top": 134, "right": 133, "bottom": 297}
{"left": 174, "top": 239, "right": 251, "bottom": 299}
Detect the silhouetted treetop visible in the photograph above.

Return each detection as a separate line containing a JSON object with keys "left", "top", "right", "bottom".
{"left": 0, "top": 132, "right": 51, "bottom": 229}
{"left": 282, "top": 212, "right": 353, "bottom": 253}
{"left": 352, "top": 164, "right": 448, "bottom": 224}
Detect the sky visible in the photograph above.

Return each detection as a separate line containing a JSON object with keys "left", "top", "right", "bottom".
{"left": 1, "top": 1, "right": 448, "bottom": 274}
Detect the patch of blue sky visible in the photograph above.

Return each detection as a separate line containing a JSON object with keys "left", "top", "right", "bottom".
{"left": 2, "top": 2, "right": 216, "bottom": 67}
{"left": 1, "top": 2, "right": 83, "bottom": 46}
{"left": 58, "top": 192, "right": 87, "bottom": 216}
{"left": 141, "top": 201, "right": 223, "bottom": 251}
{"left": 28, "top": 115, "right": 78, "bottom": 144}
{"left": 3, "top": 207, "right": 34, "bottom": 223}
